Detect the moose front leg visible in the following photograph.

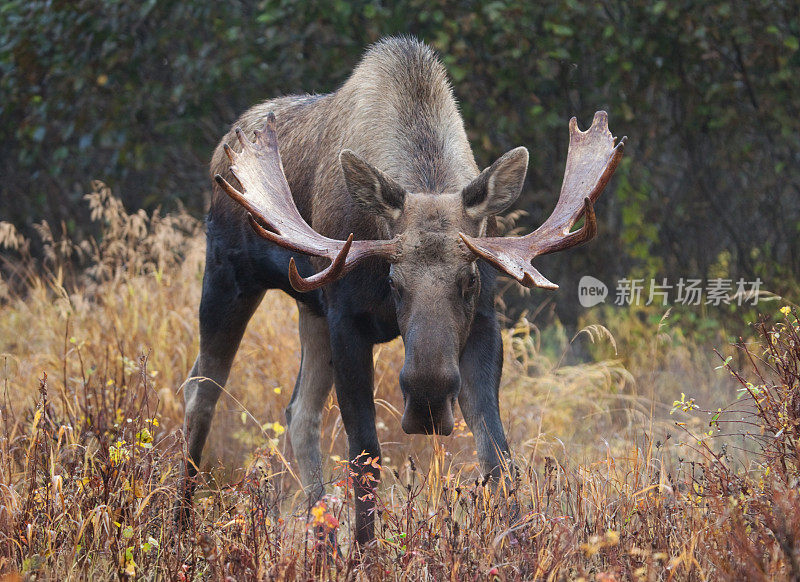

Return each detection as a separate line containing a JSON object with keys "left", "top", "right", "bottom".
{"left": 458, "top": 306, "right": 512, "bottom": 480}
{"left": 329, "top": 320, "right": 381, "bottom": 546}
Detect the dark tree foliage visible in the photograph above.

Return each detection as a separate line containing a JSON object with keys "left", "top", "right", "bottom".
{"left": 2, "top": 0, "right": 799, "bottom": 305}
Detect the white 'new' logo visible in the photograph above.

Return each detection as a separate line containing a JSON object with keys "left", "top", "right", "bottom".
{"left": 578, "top": 276, "right": 608, "bottom": 307}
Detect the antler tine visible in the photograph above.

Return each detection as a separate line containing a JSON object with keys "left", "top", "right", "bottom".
{"left": 216, "top": 114, "right": 400, "bottom": 292}
{"left": 460, "top": 111, "right": 625, "bottom": 289}
{"left": 287, "top": 234, "right": 353, "bottom": 293}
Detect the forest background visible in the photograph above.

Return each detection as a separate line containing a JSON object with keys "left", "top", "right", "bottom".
{"left": 3, "top": 0, "right": 798, "bottom": 322}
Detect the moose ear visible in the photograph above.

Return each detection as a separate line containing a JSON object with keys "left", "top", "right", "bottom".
{"left": 462, "top": 147, "right": 528, "bottom": 219}
{"left": 340, "top": 150, "right": 406, "bottom": 221}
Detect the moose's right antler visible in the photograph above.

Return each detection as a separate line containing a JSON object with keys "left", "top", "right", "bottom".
{"left": 215, "top": 113, "right": 401, "bottom": 292}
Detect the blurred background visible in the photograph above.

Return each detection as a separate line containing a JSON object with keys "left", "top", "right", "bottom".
{"left": 1, "top": 0, "right": 799, "bottom": 322}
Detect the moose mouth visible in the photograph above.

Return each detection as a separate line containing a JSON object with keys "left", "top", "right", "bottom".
{"left": 400, "top": 396, "right": 456, "bottom": 435}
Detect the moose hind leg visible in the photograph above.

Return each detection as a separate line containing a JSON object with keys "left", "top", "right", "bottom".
{"left": 179, "top": 261, "right": 264, "bottom": 517}
{"left": 286, "top": 304, "right": 334, "bottom": 505}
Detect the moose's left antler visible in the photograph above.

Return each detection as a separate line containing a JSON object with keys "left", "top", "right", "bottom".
{"left": 460, "top": 111, "right": 626, "bottom": 289}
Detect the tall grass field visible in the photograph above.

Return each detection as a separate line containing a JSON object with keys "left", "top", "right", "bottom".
{"left": 1, "top": 185, "right": 799, "bottom": 580}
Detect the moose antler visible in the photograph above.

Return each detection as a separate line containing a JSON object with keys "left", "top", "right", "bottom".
{"left": 459, "top": 111, "right": 626, "bottom": 289}
{"left": 215, "top": 113, "right": 401, "bottom": 292}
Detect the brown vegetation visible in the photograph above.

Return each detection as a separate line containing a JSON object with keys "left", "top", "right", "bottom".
{"left": 1, "top": 187, "right": 798, "bottom": 580}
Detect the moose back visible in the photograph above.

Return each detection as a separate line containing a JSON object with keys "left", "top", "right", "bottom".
{"left": 179, "top": 36, "right": 625, "bottom": 544}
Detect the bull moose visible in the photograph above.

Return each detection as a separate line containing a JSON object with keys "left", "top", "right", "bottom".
{"left": 180, "top": 36, "right": 625, "bottom": 544}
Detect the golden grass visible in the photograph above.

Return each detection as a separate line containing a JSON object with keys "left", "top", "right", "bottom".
{"left": 1, "top": 185, "right": 798, "bottom": 580}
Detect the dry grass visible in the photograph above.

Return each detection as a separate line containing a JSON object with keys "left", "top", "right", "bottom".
{"left": 1, "top": 186, "right": 798, "bottom": 580}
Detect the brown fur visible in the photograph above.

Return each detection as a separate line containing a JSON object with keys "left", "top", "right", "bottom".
{"left": 205, "top": 36, "right": 528, "bottom": 440}
{"left": 209, "top": 37, "right": 480, "bottom": 241}
{"left": 188, "top": 37, "right": 528, "bottom": 544}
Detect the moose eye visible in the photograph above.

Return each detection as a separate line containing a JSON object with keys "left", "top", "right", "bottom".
{"left": 461, "top": 272, "right": 478, "bottom": 299}
{"left": 388, "top": 276, "right": 403, "bottom": 300}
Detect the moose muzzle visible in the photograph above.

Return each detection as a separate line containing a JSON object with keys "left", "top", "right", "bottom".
{"left": 399, "top": 367, "right": 459, "bottom": 435}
